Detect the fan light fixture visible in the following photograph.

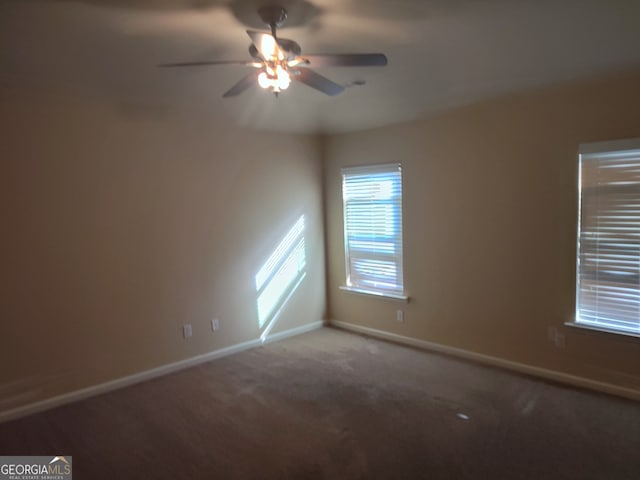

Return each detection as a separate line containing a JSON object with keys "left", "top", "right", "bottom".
{"left": 258, "top": 64, "right": 291, "bottom": 92}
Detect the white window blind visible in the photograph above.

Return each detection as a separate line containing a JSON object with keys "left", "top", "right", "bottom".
{"left": 576, "top": 140, "right": 640, "bottom": 335}
{"left": 342, "top": 163, "right": 404, "bottom": 297}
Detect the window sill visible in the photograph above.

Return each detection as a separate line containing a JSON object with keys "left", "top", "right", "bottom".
{"left": 339, "top": 286, "right": 409, "bottom": 303}
{"left": 564, "top": 321, "right": 640, "bottom": 339}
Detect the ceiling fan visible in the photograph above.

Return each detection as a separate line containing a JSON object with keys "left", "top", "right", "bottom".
{"left": 159, "top": 5, "right": 388, "bottom": 98}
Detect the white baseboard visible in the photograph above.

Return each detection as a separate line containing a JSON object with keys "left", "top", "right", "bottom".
{"left": 0, "top": 321, "right": 324, "bottom": 424}
{"left": 262, "top": 320, "right": 325, "bottom": 344}
{"left": 330, "top": 320, "right": 640, "bottom": 402}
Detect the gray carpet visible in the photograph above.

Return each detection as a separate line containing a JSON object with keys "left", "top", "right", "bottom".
{"left": 0, "top": 327, "right": 639, "bottom": 479}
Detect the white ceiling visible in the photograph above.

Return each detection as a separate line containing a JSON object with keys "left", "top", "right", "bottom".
{"left": 1, "top": 0, "right": 639, "bottom": 134}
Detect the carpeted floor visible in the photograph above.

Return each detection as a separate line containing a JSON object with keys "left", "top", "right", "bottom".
{"left": 0, "top": 327, "right": 639, "bottom": 479}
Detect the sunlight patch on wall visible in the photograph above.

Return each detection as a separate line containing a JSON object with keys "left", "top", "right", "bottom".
{"left": 255, "top": 215, "right": 307, "bottom": 341}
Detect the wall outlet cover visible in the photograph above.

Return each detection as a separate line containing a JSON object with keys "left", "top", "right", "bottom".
{"left": 183, "top": 324, "right": 192, "bottom": 339}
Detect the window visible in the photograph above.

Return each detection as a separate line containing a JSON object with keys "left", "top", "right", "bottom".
{"left": 575, "top": 139, "right": 640, "bottom": 336}
{"left": 341, "top": 163, "right": 405, "bottom": 299}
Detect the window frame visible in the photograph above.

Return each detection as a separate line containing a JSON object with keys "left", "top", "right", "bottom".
{"left": 569, "top": 138, "right": 640, "bottom": 338}
{"left": 340, "top": 163, "right": 407, "bottom": 301}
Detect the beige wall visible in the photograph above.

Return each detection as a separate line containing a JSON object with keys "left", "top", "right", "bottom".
{"left": 324, "top": 70, "right": 640, "bottom": 393}
{"left": 0, "top": 90, "right": 325, "bottom": 410}
{"left": 2, "top": 69, "right": 639, "bottom": 415}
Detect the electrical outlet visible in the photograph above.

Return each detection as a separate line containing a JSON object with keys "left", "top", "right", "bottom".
{"left": 396, "top": 310, "right": 404, "bottom": 322}
{"left": 211, "top": 318, "right": 220, "bottom": 332}
{"left": 183, "top": 324, "right": 192, "bottom": 339}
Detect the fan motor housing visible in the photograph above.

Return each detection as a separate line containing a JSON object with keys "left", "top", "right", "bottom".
{"left": 249, "top": 39, "right": 301, "bottom": 60}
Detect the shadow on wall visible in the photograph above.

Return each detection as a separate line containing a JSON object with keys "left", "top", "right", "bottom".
{"left": 255, "top": 214, "right": 307, "bottom": 343}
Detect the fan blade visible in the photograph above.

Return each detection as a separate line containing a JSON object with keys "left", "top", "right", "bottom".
{"left": 223, "top": 70, "right": 261, "bottom": 98}
{"left": 302, "top": 54, "right": 388, "bottom": 67}
{"left": 158, "top": 60, "right": 258, "bottom": 68}
{"left": 294, "top": 68, "right": 344, "bottom": 96}
{"left": 276, "top": 38, "right": 302, "bottom": 57}
{"left": 246, "top": 30, "right": 284, "bottom": 60}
